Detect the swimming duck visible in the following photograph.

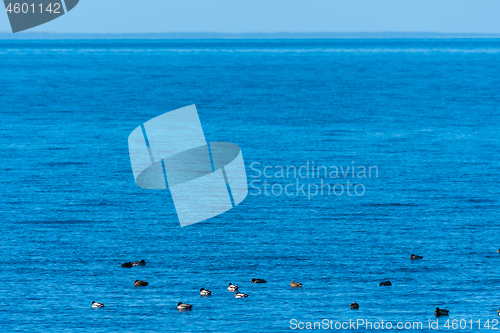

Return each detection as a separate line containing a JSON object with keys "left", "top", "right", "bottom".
{"left": 177, "top": 302, "right": 193, "bottom": 310}
{"left": 134, "top": 280, "right": 149, "bottom": 287}
{"left": 410, "top": 254, "right": 423, "bottom": 260}
{"left": 435, "top": 307, "right": 449, "bottom": 316}
{"left": 200, "top": 288, "right": 211, "bottom": 296}
{"left": 497, "top": 307, "right": 500, "bottom": 316}
{"left": 350, "top": 302, "right": 359, "bottom": 309}
{"left": 251, "top": 278, "right": 267, "bottom": 283}
{"left": 91, "top": 301, "right": 104, "bottom": 308}
{"left": 290, "top": 281, "right": 303, "bottom": 287}
{"left": 121, "top": 262, "right": 133, "bottom": 268}
{"left": 227, "top": 283, "right": 238, "bottom": 292}
{"left": 235, "top": 292, "right": 249, "bottom": 298}
{"left": 132, "top": 260, "right": 146, "bottom": 266}
{"left": 379, "top": 281, "right": 392, "bottom": 286}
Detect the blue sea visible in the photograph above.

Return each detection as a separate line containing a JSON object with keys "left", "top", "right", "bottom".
{"left": 1, "top": 39, "right": 500, "bottom": 332}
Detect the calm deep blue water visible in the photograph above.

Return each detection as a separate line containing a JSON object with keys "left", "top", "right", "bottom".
{"left": 1, "top": 39, "right": 500, "bottom": 332}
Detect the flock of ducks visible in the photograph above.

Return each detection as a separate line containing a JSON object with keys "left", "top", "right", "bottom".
{"left": 90, "top": 253, "right": 500, "bottom": 316}
{"left": 91, "top": 260, "right": 295, "bottom": 311}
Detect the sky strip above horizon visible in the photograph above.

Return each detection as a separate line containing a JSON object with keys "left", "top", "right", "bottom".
{"left": 1, "top": 0, "right": 500, "bottom": 34}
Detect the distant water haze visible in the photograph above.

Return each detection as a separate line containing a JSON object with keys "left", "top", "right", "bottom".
{"left": 1, "top": 32, "right": 500, "bottom": 39}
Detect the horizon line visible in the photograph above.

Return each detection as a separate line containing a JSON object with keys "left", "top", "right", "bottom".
{"left": 1, "top": 31, "right": 500, "bottom": 39}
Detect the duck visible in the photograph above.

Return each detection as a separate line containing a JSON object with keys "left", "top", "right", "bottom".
{"left": 497, "top": 307, "right": 500, "bottom": 316}
{"left": 234, "top": 292, "right": 249, "bottom": 298}
{"left": 410, "top": 254, "right": 423, "bottom": 260}
{"left": 435, "top": 307, "right": 449, "bottom": 316}
{"left": 290, "top": 281, "right": 303, "bottom": 287}
{"left": 121, "top": 262, "right": 133, "bottom": 268}
{"left": 379, "top": 281, "right": 392, "bottom": 286}
{"left": 498, "top": 249, "right": 500, "bottom": 253}
{"left": 177, "top": 302, "right": 193, "bottom": 310}
{"left": 227, "top": 283, "right": 238, "bottom": 292}
{"left": 200, "top": 288, "right": 211, "bottom": 296}
{"left": 134, "top": 280, "right": 149, "bottom": 287}
{"left": 251, "top": 278, "right": 267, "bottom": 283}
{"left": 350, "top": 302, "right": 359, "bottom": 309}
{"left": 91, "top": 301, "right": 104, "bottom": 308}
{"left": 132, "top": 260, "right": 146, "bottom": 266}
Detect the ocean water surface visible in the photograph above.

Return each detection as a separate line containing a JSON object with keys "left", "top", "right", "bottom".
{"left": 0, "top": 39, "right": 500, "bottom": 332}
